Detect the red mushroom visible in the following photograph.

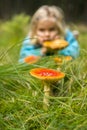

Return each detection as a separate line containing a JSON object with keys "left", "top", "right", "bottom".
{"left": 43, "top": 39, "right": 68, "bottom": 55}
{"left": 30, "top": 68, "right": 65, "bottom": 110}
{"left": 24, "top": 55, "right": 40, "bottom": 64}
{"left": 43, "top": 39, "right": 68, "bottom": 50}
{"left": 53, "top": 57, "right": 63, "bottom": 71}
{"left": 53, "top": 56, "right": 72, "bottom": 71}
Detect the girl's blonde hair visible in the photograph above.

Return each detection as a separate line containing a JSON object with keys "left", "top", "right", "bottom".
{"left": 29, "top": 5, "right": 66, "bottom": 42}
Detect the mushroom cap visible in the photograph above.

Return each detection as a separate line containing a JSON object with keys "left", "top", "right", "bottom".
{"left": 64, "top": 56, "right": 72, "bottom": 61}
{"left": 24, "top": 55, "right": 40, "bottom": 64}
{"left": 43, "top": 39, "right": 68, "bottom": 50}
{"left": 54, "top": 57, "right": 63, "bottom": 63}
{"left": 30, "top": 68, "right": 65, "bottom": 81}
{"left": 54, "top": 56, "right": 72, "bottom": 63}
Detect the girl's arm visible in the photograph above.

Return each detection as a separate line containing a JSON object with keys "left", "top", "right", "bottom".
{"left": 19, "top": 37, "right": 41, "bottom": 62}
{"left": 58, "top": 29, "right": 80, "bottom": 58}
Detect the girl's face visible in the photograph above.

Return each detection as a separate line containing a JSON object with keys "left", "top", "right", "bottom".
{"left": 36, "top": 18, "right": 59, "bottom": 44}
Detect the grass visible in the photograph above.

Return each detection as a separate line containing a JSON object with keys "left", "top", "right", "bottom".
{"left": 0, "top": 15, "right": 87, "bottom": 130}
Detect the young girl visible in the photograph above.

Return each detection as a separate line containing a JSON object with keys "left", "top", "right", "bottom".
{"left": 19, "top": 5, "right": 80, "bottom": 62}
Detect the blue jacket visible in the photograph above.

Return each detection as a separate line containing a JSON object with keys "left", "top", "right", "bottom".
{"left": 19, "top": 29, "right": 80, "bottom": 62}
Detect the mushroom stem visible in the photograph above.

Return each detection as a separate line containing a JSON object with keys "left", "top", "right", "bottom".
{"left": 43, "top": 82, "right": 51, "bottom": 110}
{"left": 54, "top": 49, "right": 58, "bottom": 55}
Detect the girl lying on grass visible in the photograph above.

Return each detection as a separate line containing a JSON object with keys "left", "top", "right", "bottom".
{"left": 19, "top": 5, "right": 80, "bottom": 63}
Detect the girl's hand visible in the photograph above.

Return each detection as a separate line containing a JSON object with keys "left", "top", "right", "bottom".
{"left": 41, "top": 47, "right": 47, "bottom": 56}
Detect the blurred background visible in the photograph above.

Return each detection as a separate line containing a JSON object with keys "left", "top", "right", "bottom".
{"left": 0, "top": 0, "right": 87, "bottom": 22}
{"left": 0, "top": 0, "right": 87, "bottom": 64}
